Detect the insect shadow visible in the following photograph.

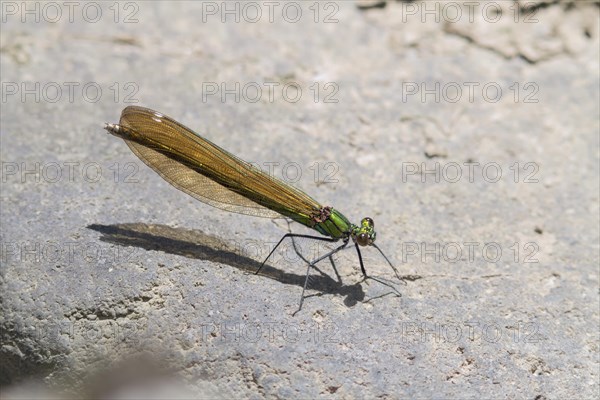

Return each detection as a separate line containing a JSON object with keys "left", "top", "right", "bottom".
{"left": 87, "top": 222, "right": 368, "bottom": 308}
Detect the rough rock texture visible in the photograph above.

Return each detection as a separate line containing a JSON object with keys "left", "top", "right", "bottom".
{"left": 1, "top": 0, "right": 598, "bottom": 398}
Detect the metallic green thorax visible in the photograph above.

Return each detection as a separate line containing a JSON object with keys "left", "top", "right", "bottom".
{"left": 310, "top": 208, "right": 377, "bottom": 247}
{"left": 280, "top": 206, "right": 377, "bottom": 247}
{"left": 313, "top": 208, "right": 353, "bottom": 239}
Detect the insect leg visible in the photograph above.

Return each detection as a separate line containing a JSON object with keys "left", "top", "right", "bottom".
{"left": 256, "top": 233, "right": 337, "bottom": 275}
{"left": 355, "top": 242, "right": 402, "bottom": 296}
{"left": 294, "top": 240, "right": 349, "bottom": 316}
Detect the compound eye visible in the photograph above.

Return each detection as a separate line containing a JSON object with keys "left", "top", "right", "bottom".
{"left": 362, "top": 217, "right": 374, "bottom": 228}
{"left": 357, "top": 232, "right": 370, "bottom": 246}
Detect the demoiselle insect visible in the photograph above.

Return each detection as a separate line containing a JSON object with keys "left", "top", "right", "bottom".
{"left": 104, "top": 106, "right": 403, "bottom": 313}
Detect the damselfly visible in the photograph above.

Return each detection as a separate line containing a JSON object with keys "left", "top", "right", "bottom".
{"left": 104, "top": 106, "right": 403, "bottom": 313}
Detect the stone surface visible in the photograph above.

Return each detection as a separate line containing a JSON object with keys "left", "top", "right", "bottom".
{"left": 1, "top": 0, "right": 598, "bottom": 398}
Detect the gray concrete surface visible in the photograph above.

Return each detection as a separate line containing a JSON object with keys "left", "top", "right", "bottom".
{"left": 1, "top": 0, "right": 599, "bottom": 398}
